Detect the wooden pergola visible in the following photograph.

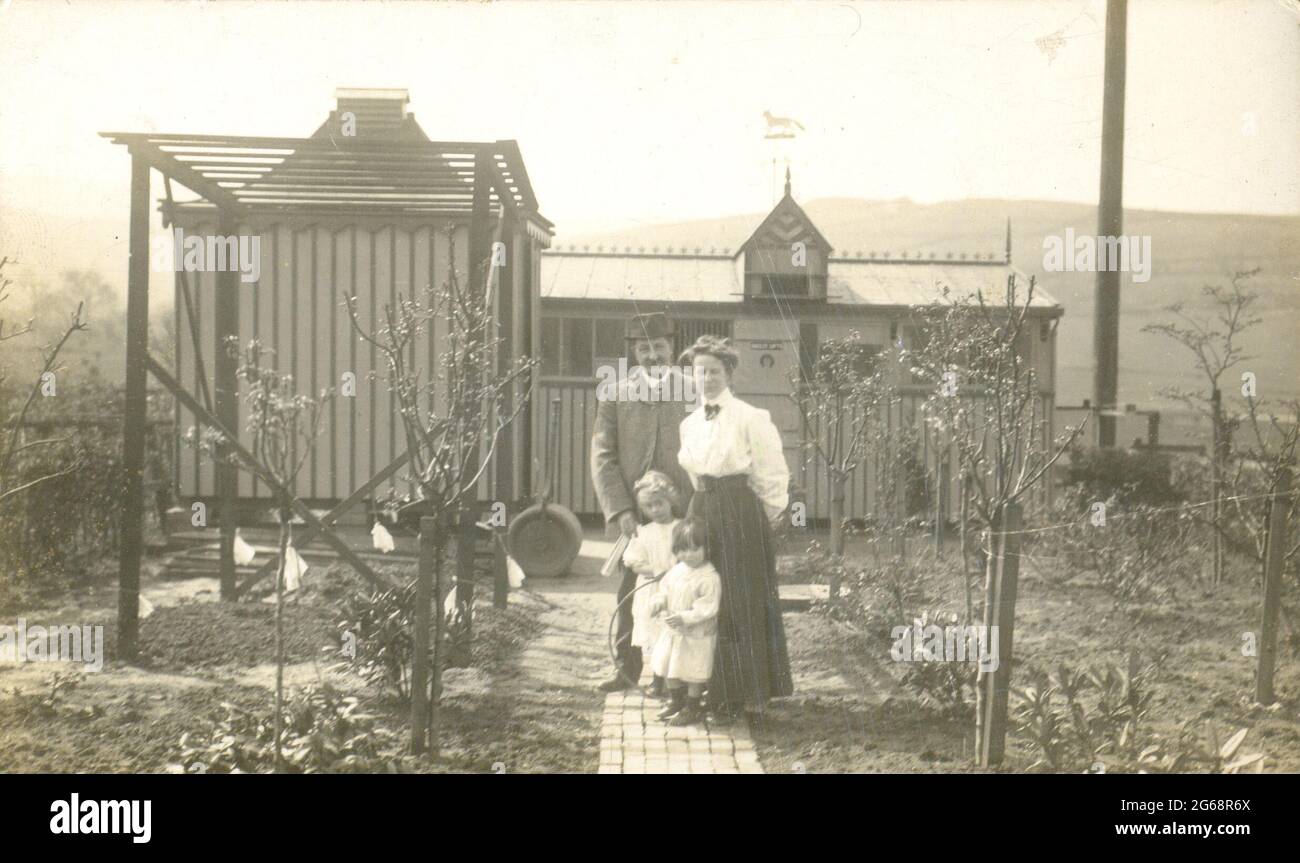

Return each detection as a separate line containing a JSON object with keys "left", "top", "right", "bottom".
{"left": 103, "top": 130, "right": 542, "bottom": 659}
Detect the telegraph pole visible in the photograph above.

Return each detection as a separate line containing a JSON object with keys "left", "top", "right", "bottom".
{"left": 1094, "top": 0, "right": 1128, "bottom": 448}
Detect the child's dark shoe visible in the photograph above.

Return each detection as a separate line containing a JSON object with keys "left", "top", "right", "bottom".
{"left": 646, "top": 676, "right": 666, "bottom": 699}
{"left": 656, "top": 689, "right": 685, "bottom": 720}
{"left": 668, "top": 696, "right": 704, "bottom": 726}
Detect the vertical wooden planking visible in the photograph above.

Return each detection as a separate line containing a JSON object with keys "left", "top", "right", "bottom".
{"left": 343, "top": 227, "right": 358, "bottom": 499}
{"left": 291, "top": 226, "right": 302, "bottom": 496}
{"left": 372, "top": 226, "right": 393, "bottom": 499}
{"left": 411, "top": 227, "right": 432, "bottom": 502}
{"left": 429, "top": 225, "right": 450, "bottom": 422}
{"left": 327, "top": 228, "right": 339, "bottom": 500}
{"left": 235, "top": 220, "right": 254, "bottom": 500}
{"left": 311, "top": 227, "right": 331, "bottom": 500}
{"left": 355, "top": 228, "right": 375, "bottom": 507}
{"left": 394, "top": 228, "right": 412, "bottom": 500}
{"left": 253, "top": 223, "right": 275, "bottom": 499}
{"left": 387, "top": 226, "right": 400, "bottom": 495}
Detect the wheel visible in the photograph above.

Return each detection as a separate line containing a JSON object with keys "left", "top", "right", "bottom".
{"left": 507, "top": 502, "right": 583, "bottom": 578}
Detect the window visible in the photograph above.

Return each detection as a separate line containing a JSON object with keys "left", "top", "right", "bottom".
{"left": 677, "top": 319, "right": 734, "bottom": 356}
{"left": 747, "top": 273, "right": 807, "bottom": 297}
{"left": 812, "top": 341, "right": 881, "bottom": 385}
{"left": 563, "top": 318, "right": 593, "bottom": 376}
{"left": 743, "top": 242, "right": 827, "bottom": 300}
{"left": 594, "top": 318, "right": 624, "bottom": 359}
{"left": 540, "top": 318, "right": 561, "bottom": 376}
{"left": 540, "top": 317, "right": 596, "bottom": 377}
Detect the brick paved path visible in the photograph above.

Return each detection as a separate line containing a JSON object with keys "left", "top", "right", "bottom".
{"left": 597, "top": 690, "right": 764, "bottom": 774}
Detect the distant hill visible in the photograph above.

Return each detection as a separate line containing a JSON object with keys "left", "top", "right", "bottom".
{"left": 3, "top": 199, "right": 1296, "bottom": 411}
{"left": 560, "top": 199, "right": 1300, "bottom": 408}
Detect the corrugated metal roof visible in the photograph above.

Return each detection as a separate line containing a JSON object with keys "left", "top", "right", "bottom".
{"left": 541, "top": 252, "right": 1059, "bottom": 309}
{"left": 541, "top": 253, "right": 743, "bottom": 303}
{"left": 828, "top": 261, "right": 1058, "bottom": 308}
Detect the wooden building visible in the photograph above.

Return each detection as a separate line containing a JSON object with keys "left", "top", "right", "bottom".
{"left": 537, "top": 173, "right": 1062, "bottom": 521}
{"left": 152, "top": 89, "right": 553, "bottom": 515}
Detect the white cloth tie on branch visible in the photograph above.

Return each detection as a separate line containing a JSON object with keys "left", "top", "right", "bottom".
{"left": 232, "top": 531, "right": 257, "bottom": 566}
{"left": 371, "top": 522, "right": 395, "bottom": 553}
{"left": 507, "top": 554, "right": 527, "bottom": 589}
{"left": 282, "top": 546, "right": 308, "bottom": 592}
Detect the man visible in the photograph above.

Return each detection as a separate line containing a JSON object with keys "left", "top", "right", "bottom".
{"left": 591, "top": 312, "right": 695, "bottom": 691}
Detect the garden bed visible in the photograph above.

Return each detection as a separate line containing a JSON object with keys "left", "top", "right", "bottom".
{"left": 752, "top": 548, "right": 1300, "bottom": 773}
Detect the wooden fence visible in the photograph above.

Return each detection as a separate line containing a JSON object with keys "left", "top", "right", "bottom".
{"left": 534, "top": 378, "right": 1055, "bottom": 523}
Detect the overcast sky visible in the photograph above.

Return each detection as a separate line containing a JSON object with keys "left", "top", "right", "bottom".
{"left": 1, "top": 0, "right": 1296, "bottom": 250}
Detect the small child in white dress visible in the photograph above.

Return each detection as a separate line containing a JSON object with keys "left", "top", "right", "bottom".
{"left": 621, "top": 471, "right": 680, "bottom": 699}
{"left": 650, "top": 517, "right": 722, "bottom": 726}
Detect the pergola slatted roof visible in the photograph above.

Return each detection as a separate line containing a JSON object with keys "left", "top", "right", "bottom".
{"left": 99, "top": 132, "right": 548, "bottom": 224}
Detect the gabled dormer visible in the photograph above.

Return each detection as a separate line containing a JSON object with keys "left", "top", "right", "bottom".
{"left": 739, "top": 169, "right": 832, "bottom": 300}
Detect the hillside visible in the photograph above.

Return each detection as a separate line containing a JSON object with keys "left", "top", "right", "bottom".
{"left": 560, "top": 199, "right": 1300, "bottom": 408}
{"left": 2, "top": 199, "right": 1296, "bottom": 410}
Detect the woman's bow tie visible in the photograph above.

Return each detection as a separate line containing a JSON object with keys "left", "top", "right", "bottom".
{"left": 704, "top": 404, "right": 721, "bottom": 421}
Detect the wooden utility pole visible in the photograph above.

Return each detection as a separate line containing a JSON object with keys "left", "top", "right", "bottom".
{"left": 1093, "top": 0, "right": 1128, "bottom": 448}
{"left": 117, "top": 155, "right": 151, "bottom": 661}
{"left": 1255, "top": 467, "right": 1291, "bottom": 704}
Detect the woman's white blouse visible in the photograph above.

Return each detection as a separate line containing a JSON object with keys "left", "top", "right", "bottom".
{"left": 678, "top": 388, "right": 790, "bottom": 520}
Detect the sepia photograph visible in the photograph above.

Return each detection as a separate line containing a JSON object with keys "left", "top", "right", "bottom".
{"left": 0, "top": 0, "right": 1297, "bottom": 830}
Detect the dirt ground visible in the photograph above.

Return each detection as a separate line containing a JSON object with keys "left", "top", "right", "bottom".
{"left": 752, "top": 547, "right": 1300, "bottom": 774}
{"left": 2, "top": 534, "right": 1296, "bottom": 773}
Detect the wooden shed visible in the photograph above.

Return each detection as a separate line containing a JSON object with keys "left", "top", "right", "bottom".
{"left": 114, "top": 89, "right": 553, "bottom": 517}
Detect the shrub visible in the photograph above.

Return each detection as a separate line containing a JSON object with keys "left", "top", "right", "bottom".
{"left": 1064, "top": 446, "right": 1181, "bottom": 507}
{"left": 1046, "top": 486, "right": 1200, "bottom": 608}
{"left": 175, "top": 683, "right": 404, "bottom": 774}
{"left": 896, "top": 610, "right": 979, "bottom": 719}
{"left": 0, "top": 374, "right": 170, "bottom": 584}
{"left": 336, "top": 577, "right": 471, "bottom": 703}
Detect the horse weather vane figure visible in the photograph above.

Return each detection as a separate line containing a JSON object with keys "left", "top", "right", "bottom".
{"left": 763, "top": 109, "right": 804, "bottom": 139}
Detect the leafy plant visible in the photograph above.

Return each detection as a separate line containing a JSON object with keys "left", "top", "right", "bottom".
{"left": 1048, "top": 486, "right": 1199, "bottom": 609}
{"left": 175, "top": 684, "right": 404, "bottom": 774}
{"left": 1009, "top": 660, "right": 1265, "bottom": 774}
{"left": 336, "top": 580, "right": 470, "bottom": 703}
{"left": 896, "top": 610, "right": 979, "bottom": 719}
{"left": 1012, "top": 660, "right": 1155, "bottom": 772}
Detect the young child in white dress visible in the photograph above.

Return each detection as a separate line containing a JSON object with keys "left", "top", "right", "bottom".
{"left": 621, "top": 471, "right": 680, "bottom": 699}
{"left": 650, "top": 517, "right": 722, "bottom": 726}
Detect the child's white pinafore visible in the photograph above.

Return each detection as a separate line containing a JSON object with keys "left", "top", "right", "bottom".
{"left": 650, "top": 561, "right": 722, "bottom": 684}
{"left": 621, "top": 519, "right": 678, "bottom": 651}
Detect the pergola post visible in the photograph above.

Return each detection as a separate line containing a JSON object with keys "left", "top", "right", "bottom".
{"left": 454, "top": 150, "right": 495, "bottom": 621}
{"left": 214, "top": 210, "right": 241, "bottom": 599}
{"left": 117, "top": 154, "right": 151, "bottom": 661}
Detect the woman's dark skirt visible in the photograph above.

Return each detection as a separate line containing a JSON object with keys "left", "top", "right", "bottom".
{"left": 688, "top": 475, "right": 793, "bottom": 710}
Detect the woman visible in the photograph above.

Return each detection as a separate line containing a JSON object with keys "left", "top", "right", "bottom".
{"left": 677, "top": 335, "right": 793, "bottom": 722}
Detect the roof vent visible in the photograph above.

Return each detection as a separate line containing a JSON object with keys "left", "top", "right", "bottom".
{"left": 315, "top": 88, "right": 423, "bottom": 141}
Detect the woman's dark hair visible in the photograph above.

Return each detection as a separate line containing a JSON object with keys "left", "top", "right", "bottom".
{"left": 671, "top": 516, "right": 709, "bottom": 555}
{"left": 678, "top": 334, "right": 739, "bottom": 374}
